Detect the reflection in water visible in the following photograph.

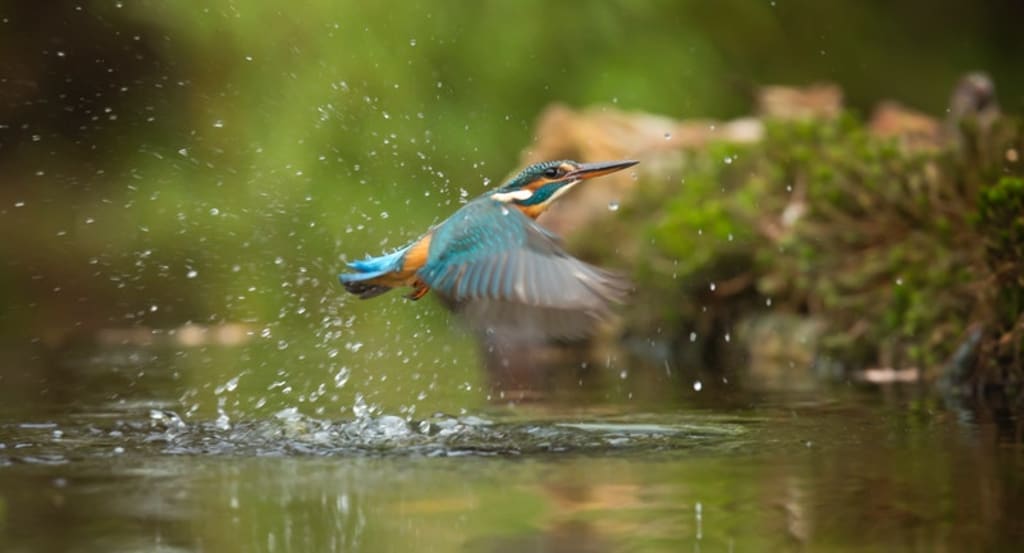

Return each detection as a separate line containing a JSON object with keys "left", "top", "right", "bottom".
{"left": 0, "top": 342, "right": 1022, "bottom": 552}
{"left": 479, "top": 335, "right": 610, "bottom": 403}
{"left": 0, "top": 393, "right": 1022, "bottom": 552}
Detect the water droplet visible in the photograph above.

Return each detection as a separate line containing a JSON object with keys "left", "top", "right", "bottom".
{"left": 689, "top": 332, "right": 698, "bottom": 342}
{"left": 352, "top": 393, "right": 370, "bottom": 418}
{"left": 608, "top": 200, "right": 620, "bottom": 212}
{"left": 209, "top": 207, "right": 220, "bottom": 216}
{"left": 724, "top": 156, "right": 734, "bottom": 165}
{"left": 724, "top": 333, "right": 731, "bottom": 343}
{"left": 177, "top": 147, "right": 188, "bottom": 157}
{"left": 895, "top": 277, "right": 904, "bottom": 286}
{"left": 409, "top": 38, "right": 417, "bottom": 46}
{"left": 766, "top": 297, "right": 773, "bottom": 307}
{"left": 693, "top": 381, "right": 703, "bottom": 392}
{"left": 186, "top": 269, "right": 198, "bottom": 279}
{"left": 212, "top": 120, "right": 224, "bottom": 128}
{"left": 215, "top": 411, "right": 231, "bottom": 431}
{"left": 619, "top": 369, "right": 628, "bottom": 380}
{"left": 334, "top": 367, "right": 350, "bottom": 388}
{"left": 709, "top": 282, "right": 716, "bottom": 292}
{"left": 14, "top": 201, "right": 24, "bottom": 208}
{"left": 216, "top": 376, "right": 240, "bottom": 395}
{"left": 663, "top": 131, "right": 672, "bottom": 140}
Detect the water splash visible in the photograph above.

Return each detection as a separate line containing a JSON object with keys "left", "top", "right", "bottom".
{"left": 0, "top": 412, "right": 748, "bottom": 460}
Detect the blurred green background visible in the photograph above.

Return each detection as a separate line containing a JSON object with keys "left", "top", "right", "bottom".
{"left": 1, "top": 0, "right": 1023, "bottom": 416}
{"left": 2, "top": 4, "right": 1024, "bottom": 552}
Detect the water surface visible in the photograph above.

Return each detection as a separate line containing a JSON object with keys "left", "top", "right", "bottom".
{"left": 0, "top": 344, "right": 1021, "bottom": 552}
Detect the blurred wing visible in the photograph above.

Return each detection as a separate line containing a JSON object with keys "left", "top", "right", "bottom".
{"left": 419, "top": 199, "right": 631, "bottom": 339}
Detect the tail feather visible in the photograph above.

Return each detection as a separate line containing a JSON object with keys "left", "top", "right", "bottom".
{"left": 338, "top": 246, "right": 410, "bottom": 299}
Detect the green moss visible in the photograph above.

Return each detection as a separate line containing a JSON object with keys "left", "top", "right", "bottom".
{"left": 577, "top": 113, "right": 1024, "bottom": 384}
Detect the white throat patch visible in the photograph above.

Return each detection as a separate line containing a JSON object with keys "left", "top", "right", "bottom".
{"left": 545, "top": 179, "right": 580, "bottom": 203}
{"left": 491, "top": 189, "right": 534, "bottom": 203}
{"left": 490, "top": 178, "right": 581, "bottom": 206}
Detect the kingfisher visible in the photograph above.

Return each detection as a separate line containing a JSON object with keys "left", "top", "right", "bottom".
{"left": 339, "top": 159, "right": 638, "bottom": 339}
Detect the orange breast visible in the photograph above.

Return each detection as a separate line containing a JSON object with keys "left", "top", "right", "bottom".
{"left": 359, "top": 232, "right": 433, "bottom": 289}
{"left": 402, "top": 232, "right": 432, "bottom": 272}
{"left": 516, "top": 203, "right": 547, "bottom": 219}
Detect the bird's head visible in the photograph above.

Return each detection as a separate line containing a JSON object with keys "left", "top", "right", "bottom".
{"left": 490, "top": 159, "right": 638, "bottom": 217}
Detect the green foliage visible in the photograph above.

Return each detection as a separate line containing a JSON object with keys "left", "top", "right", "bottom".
{"left": 976, "top": 177, "right": 1024, "bottom": 271}
{"left": 973, "top": 177, "right": 1024, "bottom": 371}
{"left": 583, "top": 114, "right": 1024, "bottom": 380}
{"left": 3, "top": 0, "right": 1024, "bottom": 402}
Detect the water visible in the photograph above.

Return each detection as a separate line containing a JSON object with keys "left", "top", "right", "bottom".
{"left": 0, "top": 344, "right": 1021, "bottom": 552}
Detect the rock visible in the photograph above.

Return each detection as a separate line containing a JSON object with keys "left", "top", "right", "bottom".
{"left": 517, "top": 104, "right": 764, "bottom": 236}
{"left": 756, "top": 83, "right": 844, "bottom": 120}
{"left": 868, "top": 100, "right": 944, "bottom": 151}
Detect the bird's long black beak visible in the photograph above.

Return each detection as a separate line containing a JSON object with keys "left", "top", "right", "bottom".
{"left": 568, "top": 159, "right": 639, "bottom": 180}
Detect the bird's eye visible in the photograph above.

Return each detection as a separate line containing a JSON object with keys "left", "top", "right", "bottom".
{"left": 543, "top": 167, "right": 561, "bottom": 178}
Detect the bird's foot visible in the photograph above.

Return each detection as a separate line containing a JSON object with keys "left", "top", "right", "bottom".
{"left": 406, "top": 282, "right": 430, "bottom": 300}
